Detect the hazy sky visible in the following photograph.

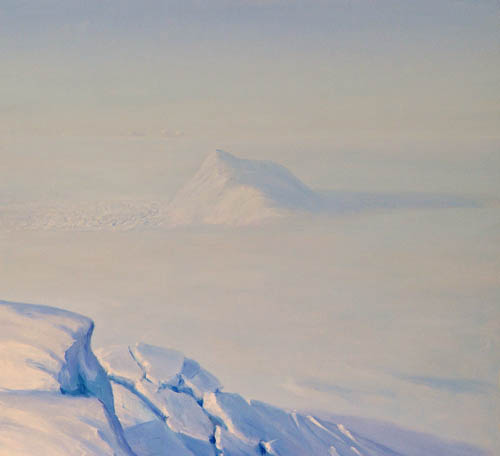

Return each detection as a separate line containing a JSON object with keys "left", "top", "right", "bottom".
{"left": 1, "top": 0, "right": 499, "bottom": 142}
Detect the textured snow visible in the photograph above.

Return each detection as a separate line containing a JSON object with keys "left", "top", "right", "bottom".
{"left": 109, "top": 383, "right": 158, "bottom": 428}
{"left": 158, "top": 388, "right": 213, "bottom": 440}
{"left": 0, "top": 392, "right": 125, "bottom": 456}
{"left": 0, "top": 200, "right": 166, "bottom": 232}
{"left": 0, "top": 300, "right": 488, "bottom": 455}
{"left": 130, "top": 343, "right": 186, "bottom": 386}
{"left": 96, "top": 345, "right": 144, "bottom": 383}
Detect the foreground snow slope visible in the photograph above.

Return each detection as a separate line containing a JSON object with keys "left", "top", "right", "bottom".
{"left": 0, "top": 300, "right": 486, "bottom": 455}
{"left": 0, "top": 300, "right": 134, "bottom": 456}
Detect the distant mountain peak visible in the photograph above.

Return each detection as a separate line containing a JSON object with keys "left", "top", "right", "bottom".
{"left": 166, "top": 150, "right": 321, "bottom": 226}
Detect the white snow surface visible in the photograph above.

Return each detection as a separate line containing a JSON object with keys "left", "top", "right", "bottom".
{"left": 0, "top": 300, "right": 487, "bottom": 455}
{"left": 166, "top": 149, "right": 322, "bottom": 226}
{"left": 0, "top": 300, "right": 134, "bottom": 455}
{"left": 0, "top": 392, "right": 124, "bottom": 456}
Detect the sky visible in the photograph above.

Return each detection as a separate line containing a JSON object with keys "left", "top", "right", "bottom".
{"left": 1, "top": 0, "right": 499, "bottom": 142}
{"left": 1, "top": 0, "right": 499, "bottom": 454}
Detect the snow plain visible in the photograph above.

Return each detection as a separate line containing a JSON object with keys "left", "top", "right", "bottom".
{"left": 0, "top": 139, "right": 498, "bottom": 454}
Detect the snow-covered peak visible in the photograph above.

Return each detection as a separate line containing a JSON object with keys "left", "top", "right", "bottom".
{"left": 167, "top": 150, "right": 322, "bottom": 226}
